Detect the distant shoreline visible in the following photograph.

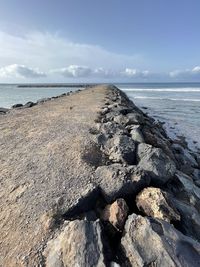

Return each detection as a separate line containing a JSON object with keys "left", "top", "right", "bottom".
{"left": 17, "top": 83, "right": 99, "bottom": 88}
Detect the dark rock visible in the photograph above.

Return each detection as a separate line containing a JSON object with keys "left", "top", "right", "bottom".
{"left": 23, "top": 101, "right": 36, "bottom": 108}
{"left": 172, "top": 144, "right": 198, "bottom": 175}
{"left": 0, "top": 107, "right": 9, "bottom": 114}
{"left": 167, "top": 171, "right": 200, "bottom": 213}
{"left": 121, "top": 214, "right": 200, "bottom": 267}
{"left": 105, "top": 134, "right": 136, "bottom": 165}
{"left": 12, "top": 103, "right": 23, "bottom": 108}
{"left": 171, "top": 198, "right": 200, "bottom": 242}
{"left": 137, "top": 143, "right": 176, "bottom": 184}
{"left": 95, "top": 164, "right": 150, "bottom": 202}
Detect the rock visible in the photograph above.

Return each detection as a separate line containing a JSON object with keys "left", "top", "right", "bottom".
{"left": 121, "top": 214, "right": 200, "bottom": 267}
{"left": 44, "top": 220, "right": 106, "bottom": 267}
{"left": 95, "top": 164, "right": 150, "bottom": 202}
{"left": 172, "top": 144, "right": 198, "bottom": 175}
{"left": 0, "top": 107, "right": 9, "bottom": 114}
{"left": 167, "top": 171, "right": 200, "bottom": 213}
{"left": 126, "top": 112, "right": 145, "bottom": 125}
{"left": 101, "top": 198, "right": 129, "bottom": 231}
{"left": 171, "top": 198, "right": 200, "bottom": 242}
{"left": 101, "top": 121, "right": 125, "bottom": 137}
{"left": 105, "top": 134, "right": 136, "bottom": 165}
{"left": 37, "top": 97, "right": 51, "bottom": 104}
{"left": 12, "top": 103, "right": 23, "bottom": 108}
{"left": 113, "top": 113, "right": 144, "bottom": 126}
{"left": 101, "top": 107, "right": 109, "bottom": 115}
{"left": 136, "top": 187, "right": 180, "bottom": 222}
{"left": 113, "top": 114, "right": 130, "bottom": 125}
{"left": 137, "top": 143, "right": 176, "bottom": 184}
{"left": 130, "top": 128, "right": 144, "bottom": 143}
{"left": 23, "top": 101, "right": 36, "bottom": 108}
{"left": 142, "top": 125, "right": 174, "bottom": 159}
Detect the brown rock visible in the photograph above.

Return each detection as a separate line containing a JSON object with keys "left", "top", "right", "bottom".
{"left": 136, "top": 187, "right": 180, "bottom": 222}
{"left": 101, "top": 198, "right": 129, "bottom": 230}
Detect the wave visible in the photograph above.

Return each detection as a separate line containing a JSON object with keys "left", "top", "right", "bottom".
{"left": 133, "top": 96, "right": 200, "bottom": 102}
{"left": 121, "top": 88, "right": 200, "bottom": 92}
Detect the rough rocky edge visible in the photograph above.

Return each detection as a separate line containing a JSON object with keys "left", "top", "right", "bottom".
{"left": 0, "top": 85, "right": 200, "bottom": 266}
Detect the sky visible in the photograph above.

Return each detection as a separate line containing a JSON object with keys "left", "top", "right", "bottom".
{"left": 0, "top": 0, "right": 200, "bottom": 83}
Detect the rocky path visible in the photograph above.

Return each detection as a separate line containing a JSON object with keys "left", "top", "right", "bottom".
{"left": 0, "top": 85, "right": 200, "bottom": 266}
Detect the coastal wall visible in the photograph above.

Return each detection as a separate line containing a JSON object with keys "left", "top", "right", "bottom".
{"left": 0, "top": 85, "right": 200, "bottom": 266}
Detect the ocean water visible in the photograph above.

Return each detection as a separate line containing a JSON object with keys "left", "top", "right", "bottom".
{"left": 0, "top": 84, "right": 82, "bottom": 108}
{"left": 117, "top": 83, "right": 200, "bottom": 151}
{"left": 0, "top": 83, "right": 200, "bottom": 151}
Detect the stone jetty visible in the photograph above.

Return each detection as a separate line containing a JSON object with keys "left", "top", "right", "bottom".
{"left": 0, "top": 85, "right": 200, "bottom": 266}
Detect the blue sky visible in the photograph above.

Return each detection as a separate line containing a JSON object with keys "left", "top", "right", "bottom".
{"left": 0, "top": 0, "right": 200, "bottom": 82}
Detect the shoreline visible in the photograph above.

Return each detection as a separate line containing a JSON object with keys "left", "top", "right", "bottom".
{"left": 0, "top": 85, "right": 200, "bottom": 266}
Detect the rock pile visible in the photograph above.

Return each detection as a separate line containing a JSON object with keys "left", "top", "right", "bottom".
{"left": 43, "top": 86, "right": 200, "bottom": 266}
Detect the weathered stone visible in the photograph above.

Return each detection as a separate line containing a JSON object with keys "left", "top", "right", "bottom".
{"left": 137, "top": 143, "right": 176, "bottom": 184}
{"left": 167, "top": 171, "right": 200, "bottom": 213}
{"left": 106, "top": 134, "right": 136, "bottom": 165}
{"left": 44, "top": 220, "right": 106, "bottom": 267}
{"left": 113, "top": 114, "right": 130, "bottom": 125}
{"left": 101, "top": 198, "right": 129, "bottom": 231}
{"left": 100, "top": 121, "right": 125, "bottom": 137}
{"left": 172, "top": 144, "right": 198, "bottom": 175}
{"left": 171, "top": 198, "right": 200, "bottom": 242}
{"left": 95, "top": 164, "right": 133, "bottom": 202}
{"left": 136, "top": 187, "right": 180, "bottom": 222}
{"left": 126, "top": 112, "right": 145, "bottom": 125}
{"left": 121, "top": 214, "right": 200, "bottom": 267}
{"left": 95, "top": 164, "right": 150, "bottom": 202}
{"left": 142, "top": 125, "right": 174, "bottom": 159}
{"left": 130, "top": 128, "right": 144, "bottom": 143}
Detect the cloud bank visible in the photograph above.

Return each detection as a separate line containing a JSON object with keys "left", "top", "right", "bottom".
{"left": 169, "top": 66, "right": 200, "bottom": 80}
{"left": 0, "top": 31, "right": 200, "bottom": 82}
{"left": 0, "top": 64, "right": 46, "bottom": 79}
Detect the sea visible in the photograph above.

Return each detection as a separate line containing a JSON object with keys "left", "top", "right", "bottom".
{"left": 0, "top": 83, "right": 200, "bottom": 151}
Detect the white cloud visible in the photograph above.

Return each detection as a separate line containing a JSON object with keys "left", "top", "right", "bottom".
{"left": 169, "top": 66, "right": 200, "bottom": 79}
{"left": 52, "top": 65, "right": 92, "bottom": 77}
{"left": 122, "top": 68, "right": 150, "bottom": 78}
{"left": 0, "top": 64, "right": 46, "bottom": 79}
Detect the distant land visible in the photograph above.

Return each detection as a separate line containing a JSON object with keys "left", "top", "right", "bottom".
{"left": 17, "top": 83, "right": 99, "bottom": 88}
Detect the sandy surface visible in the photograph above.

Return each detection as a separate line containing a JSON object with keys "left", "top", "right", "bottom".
{"left": 0, "top": 85, "right": 108, "bottom": 266}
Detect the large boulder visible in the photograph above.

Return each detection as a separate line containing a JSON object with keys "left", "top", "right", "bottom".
{"left": 104, "top": 134, "right": 136, "bottom": 165}
{"left": 136, "top": 187, "right": 180, "bottom": 222}
{"left": 121, "top": 214, "right": 200, "bottom": 267}
{"left": 172, "top": 144, "right": 198, "bottom": 175}
{"left": 137, "top": 143, "right": 176, "bottom": 184}
{"left": 167, "top": 171, "right": 200, "bottom": 212}
{"left": 44, "top": 220, "right": 106, "bottom": 267}
{"left": 171, "top": 198, "right": 200, "bottom": 242}
{"left": 95, "top": 164, "right": 150, "bottom": 202}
